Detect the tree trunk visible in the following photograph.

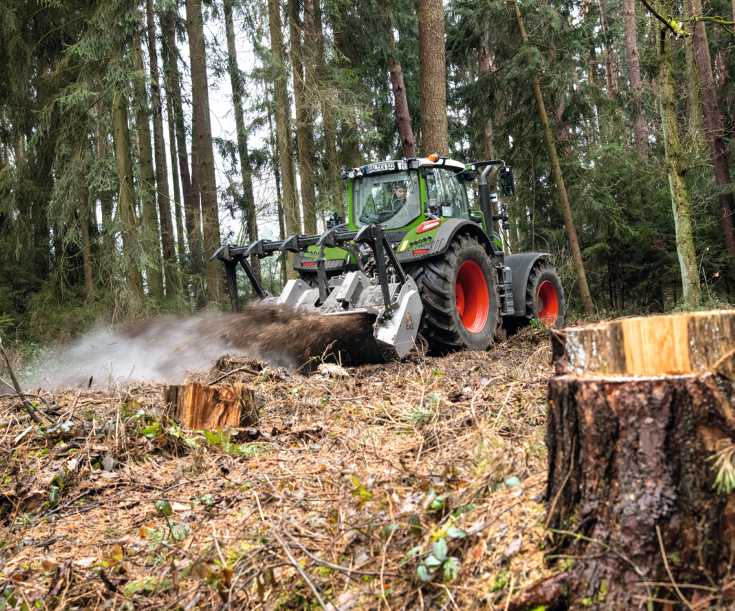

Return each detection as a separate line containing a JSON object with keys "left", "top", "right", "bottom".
{"left": 598, "top": 0, "right": 619, "bottom": 95}
{"left": 682, "top": 0, "right": 705, "bottom": 143}
{"left": 268, "top": 108, "right": 288, "bottom": 287}
{"left": 523, "top": 312, "right": 735, "bottom": 610}
{"left": 96, "top": 103, "right": 115, "bottom": 269}
{"left": 388, "top": 51, "right": 416, "bottom": 158}
{"left": 305, "top": 0, "right": 342, "bottom": 219}
{"left": 110, "top": 90, "right": 144, "bottom": 299}
{"left": 185, "top": 0, "right": 222, "bottom": 304}
{"left": 657, "top": 25, "right": 701, "bottom": 308}
{"left": 333, "top": 9, "right": 362, "bottom": 173}
{"left": 223, "top": 0, "right": 261, "bottom": 283}
{"left": 189, "top": 124, "right": 206, "bottom": 307}
{"left": 165, "top": 85, "right": 186, "bottom": 273}
{"left": 268, "top": 0, "right": 301, "bottom": 276}
{"left": 133, "top": 30, "right": 164, "bottom": 300}
{"left": 146, "top": 0, "right": 178, "bottom": 296}
{"left": 78, "top": 198, "right": 93, "bottom": 300}
{"left": 622, "top": 0, "right": 648, "bottom": 152}
{"left": 686, "top": 0, "right": 735, "bottom": 257}
{"left": 478, "top": 32, "right": 495, "bottom": 161}
{"left": 163, "top": 10, "right": 204, "bottom": 306}
{"left": 417, "top": 0, "right": 449, "bottom": 156}
{"left": 288, "top": 0, "right": 317, "bottom": 236}
{"left": 514, "top": 3, "right": 595, "bottom": 316}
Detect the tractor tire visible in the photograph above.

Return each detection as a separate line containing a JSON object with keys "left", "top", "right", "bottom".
{"left": 525, "top": 259, "right": 565, "bottom": 329}
{"left": 407, "top": 233, "right": 500, "bottom": 353}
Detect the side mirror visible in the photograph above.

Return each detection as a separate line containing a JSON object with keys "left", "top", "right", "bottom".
{"left": 500, "top": 166, "right": 515, "bottom": 197}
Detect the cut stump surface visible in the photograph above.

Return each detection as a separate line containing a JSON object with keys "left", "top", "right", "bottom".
{"left": 163, "top": 382, "right": 257, "bottom": 430}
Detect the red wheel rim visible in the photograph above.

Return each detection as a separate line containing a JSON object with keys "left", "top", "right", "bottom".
{"left": 456, "top": 261, "right": 489, "bottom": 334}
{"left": 537, "top": 280, "right": 559, "bottom": 325}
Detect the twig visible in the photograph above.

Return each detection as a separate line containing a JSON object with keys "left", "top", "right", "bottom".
{"left": 0, "top": 338, "right": 44, "bottom": 425}
{"left": 656, "top": 525, "right": 695, "bottom": 610}
{"left": 272, "top": 529, "right": 333, "bottom": 611}
{"left": 209, "top": 367, "right": 260, "bottom": 386}
{"left": 283, "top": 529, "right": 399, "bottom": 577}
{"left": 639, "top": 0, "right": 690, "bottom": 36}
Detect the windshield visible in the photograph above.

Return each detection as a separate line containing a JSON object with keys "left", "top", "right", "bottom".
{"left": 352, "top": 171, "right": 421, "bottom": 229}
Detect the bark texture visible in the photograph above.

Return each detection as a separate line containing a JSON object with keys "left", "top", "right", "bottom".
{"left": 478, "top": 31, "right": 495, "bottom": 161}
{"left": 657, "top": 27, "right": 701, "bottom": 307}
{"left": 417, "top": 0, "right": 449, "bottom": 156}
{"left": 388, "top": 52, "right": 416, "bottom": 158}
{"left": 164, "top": 10, "right": 204, "bottom": 306}
{"left": 687, "top": 0, "right": 735, "bottom": 257}
{"left": 133, "top": 32, "right": 164, "bottom": 300}
{"left": 544, "top": 372, "right": 735, "bottom": 609}
{"left": 288, "top": 0, "right": 317, "bottom": 235}
{"left": 268, "top": 0, "right": 301, "bottom": 275}
{"left": 110, "top": 90, "right": 144, "bottom": 298}
{"left": 514, "top": 3, "right": 595, "bottom": 316}
{"left": 622, "top": 0, "right": 648, "bottom": 151}
{"left": 146, "top": 0, "right": 178, "bottom": 295}
{"left": 185, "top": 0, "right": 222, "bottom": 303}
{"left": 224, "top": 0, "right": 261, "bottom": 283}
{"left": 598, "top": 0, "right": 619, "bottom": 95}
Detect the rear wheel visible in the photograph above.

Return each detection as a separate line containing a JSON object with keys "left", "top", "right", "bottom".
{"left": 408, "top": 234, "right": 500, "bottom": 352}
{"left": 526, "top": 260, "right": 565, "bottom": 329}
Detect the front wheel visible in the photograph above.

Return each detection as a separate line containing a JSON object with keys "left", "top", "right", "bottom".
{"left": 408, "top": 234, "right": 500, "bottom": 353}
{"left": 525, "top": 260, "right": 565, "bottom": 329}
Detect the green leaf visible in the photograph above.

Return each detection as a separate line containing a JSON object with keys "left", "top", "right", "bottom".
{"left": 424, "top": 554, "right": 442, "bottom": 568}
{"left": 446, "top": 526, "right": 466, "bottom": 539}
{"left": 416, "top": 565, "right": 432, "bottom": 582}
{"left": 398, "top": 546, "right": 423, "bottom": 567}
{"left": 155, "top": 500, "right": 172, "bottom": 517}
{"left": 430, "top": 495, "right": 446, "bottom": 510}
{"left": 432, "top": 538, "right": 448, "bottom": 563}
{"left": 505, "top": 476, "right": 521, "bottom": 488}
{"left": 443, "top": 556, "right": 460, "bottom": 582}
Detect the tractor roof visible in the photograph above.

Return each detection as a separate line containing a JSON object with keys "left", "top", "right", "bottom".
{"left": 343, "top": 157, "right": 467, "bottom": 179}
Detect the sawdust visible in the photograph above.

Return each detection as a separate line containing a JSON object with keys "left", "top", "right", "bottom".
{"left": 0, "top": 327, "right": 554, "bottom": 610}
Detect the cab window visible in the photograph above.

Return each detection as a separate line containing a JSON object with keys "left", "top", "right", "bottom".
{"left": 425, "top": 168, "right": 470, "bottom": 219}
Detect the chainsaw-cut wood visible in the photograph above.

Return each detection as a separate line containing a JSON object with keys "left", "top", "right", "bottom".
{"left": 163, "top": 382, "right": 257, "bottom": 430}
{"left": 539, "top": 311, "right": 735, "bottom": 610}
{"left": 560, "top": 309, "right": 735, "bottom": 375}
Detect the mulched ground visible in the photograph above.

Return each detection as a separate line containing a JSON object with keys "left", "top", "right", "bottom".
{"left": 0, "top": 327, "right": 555, "bottom": 610}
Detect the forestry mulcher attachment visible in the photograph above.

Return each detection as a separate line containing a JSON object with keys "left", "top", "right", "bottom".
{"left": 211, "top": 156, "right": 565, "bottom": 360}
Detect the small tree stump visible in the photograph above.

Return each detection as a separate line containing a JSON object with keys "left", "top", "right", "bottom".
{"left": 163, "top": 382, "right": 257, "bottom": 430}
{"left": 536, "top": 311, "right": 735, "bottom": 610}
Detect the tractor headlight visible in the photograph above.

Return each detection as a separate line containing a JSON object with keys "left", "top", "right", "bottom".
{"left": 408, "top": 159, "right": 421, "bottom": 170}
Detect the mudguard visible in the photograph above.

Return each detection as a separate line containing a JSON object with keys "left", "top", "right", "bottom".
{"left": 505, "top": 252, "right": 550, "bottom": 317}
{"left": 396, "top": 218, "right": 498, "bottom": 264}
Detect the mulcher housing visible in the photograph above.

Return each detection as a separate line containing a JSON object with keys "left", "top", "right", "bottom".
{"left": 212, "top": 156, "right": 565, "bottom": 360}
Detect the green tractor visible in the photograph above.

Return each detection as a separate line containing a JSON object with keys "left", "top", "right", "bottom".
{"left": 212, "top": 155, "right": 565, "bottom": 360}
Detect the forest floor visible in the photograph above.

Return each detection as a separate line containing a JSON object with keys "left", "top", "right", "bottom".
{"left": 0, "top": 327, "right": 555, "bottom": 611}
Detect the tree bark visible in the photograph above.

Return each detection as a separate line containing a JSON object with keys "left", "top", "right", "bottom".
{"left": 333, "top": 7, "right": 362, "bottom": 173}
{"left": 133, "top": 30, "right": 164, "bottom": 300}
{"left": 388, "top": 51, "right": 416, "bottom": 158}
{"left": 598, "top": 0, "right": 619, "bottom": 95}
{"left": 417, "top": 0, "right": 449, "bottom": 156}
{"left": 96, "top": 103, "right": 115, "bottom": 269}
{"left": 686, "top": 0, "right": 735, "bottom": 257}
{"left": 268, "top": 107, "right": 288, "bottom": 287}
{"left": 622, "top": 0, "right": 648, "bottom": 152}
{"left": 268, "top": 0, "right": 301, "bottom": 276}
{"left": 110, "top": 89, "right": 144, "bottom": 299}
{"left": 163, "top": 10, "right": 204, "bottom": 306}
{"left": 514, "top": 3, "right": 595, "bottom": 316}
{"left": 164, "top": 81, "right": 186, "bottom": 273}
{"left": 305, "top": 0, "right": 342, "bottom": 219}
{"left": 185, "top": 0, "right": 222, "bottom": 304}
{"left": 223, "top": 0, "right": 261, "bottom": 283}
{"left": 288, "top": 0, "right": 317, "bottom": 236}
{"left": 478, "top": 31, "right": 495, "bottom": 161}
{"left": 536, "top": 312, "right": 735, "bottom": 609}
{"left": 78, "top": 198, "right": 93, "bottom": 300}
{"left": 657, "top": 25, "right": 701, "bottom": 308}
{"left": 682, "top": 0, "right": 705, "bottom": 143}
{"left": 146, "top": 0, "right": 178, "bottom": 296}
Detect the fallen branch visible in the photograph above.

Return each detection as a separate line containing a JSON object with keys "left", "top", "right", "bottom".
{"left": 0, "top": 337, "right": 45, "bottom": 425}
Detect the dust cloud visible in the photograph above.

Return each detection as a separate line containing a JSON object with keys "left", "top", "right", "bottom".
{"left": 37, "top": 306, "right": 382, "bottom": 390}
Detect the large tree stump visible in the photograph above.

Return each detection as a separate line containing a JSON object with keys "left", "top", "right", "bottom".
{"left": 163, "top": 382, "right": 257, "bottom": 430}
{"left": 537, "top": 311, "right": 735, "bottom": 610}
